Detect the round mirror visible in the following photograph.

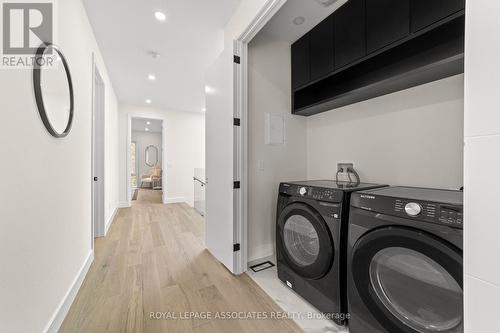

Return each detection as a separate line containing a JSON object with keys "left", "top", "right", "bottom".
{"left": 33, "top": 43, "right": 74, "bottom": 138}
{"left": 145, "top": 145, "right": 159, "bottom": 167}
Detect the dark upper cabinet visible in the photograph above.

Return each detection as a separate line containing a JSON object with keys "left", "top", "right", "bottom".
{"left": 334, "top": 0, "right": 366, "bottom": 69}
{"left": 366, "top": 0, "right": 410, "bottom": 54}
{"left": 411, "top": 0, "right": 465, "bottom": 32}
{"left": 291, "top": 34, "right": 310, "bottom": 89}
{"left": 290, "top": 0, "right": 464, "bottom": 115}
{"left": 309, "top": 16, "right": 335, "bottom": 81}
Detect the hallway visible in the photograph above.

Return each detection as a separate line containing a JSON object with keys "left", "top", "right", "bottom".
{"left": 59, "top": 190, "right": 301, "bottom": 333}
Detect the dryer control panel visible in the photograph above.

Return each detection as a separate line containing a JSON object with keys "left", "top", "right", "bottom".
{"left": 394, "top": 199, "right": 462, "bottom": 227}
{"left": 351, "top": 187, "right": 463, "bottom": 229}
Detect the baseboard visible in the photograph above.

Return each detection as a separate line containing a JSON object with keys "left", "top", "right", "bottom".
{"left": 44, "top": 251, "right": 94, "bottom": 333}
{"left": 118, "top": 201, "right": 131, "bottom": 208}
{"left": 164, "top": 197, "right": 185, "bottom": 204}
{"left": 104, "top": 207, "right": 118, "bottom": 236}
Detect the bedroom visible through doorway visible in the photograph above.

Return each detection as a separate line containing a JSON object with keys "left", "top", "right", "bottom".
{"left": 130, "top": 117, "right": 163, "bottom": 201}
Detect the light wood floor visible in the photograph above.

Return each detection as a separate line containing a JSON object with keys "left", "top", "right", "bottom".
{"left": 59, "top": 189, "right": 302, "bottom": 333}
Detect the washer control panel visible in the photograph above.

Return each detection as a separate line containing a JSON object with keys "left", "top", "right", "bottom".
{"left": 297, "top": 186, "right": 339, "bottom": 201}
{"left": 279, "top": 183, "right": 343, "bottom": 202}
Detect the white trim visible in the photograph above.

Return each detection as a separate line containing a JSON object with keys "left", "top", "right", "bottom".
{"left": 104, "top": 207, "right": 118, "bottom": 235}
{"left": 118, "top": 201, "right": 131, "bottom": 208}
{"left": 237, "top": 0, "right": 287, "bottom": 43}
{"left": 44, "top": 251, "right": 94, "bottom": 333}
{"left": 232, "top": 0, "right": 288, "bottom": 275}
{"left": 164, "top": 197, "right": 185, "bottom": 204}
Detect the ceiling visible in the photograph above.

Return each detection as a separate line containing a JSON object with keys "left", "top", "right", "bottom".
{"left": 260, "top": 0, "right": 348, "bottom": 43}
{"left": 83, "top": 0, "right": 242, "bottom": 113}
{"left": 132, "top": 118, "right": 162, "bottom": 133}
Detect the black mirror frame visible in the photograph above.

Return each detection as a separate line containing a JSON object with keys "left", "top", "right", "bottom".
{"left": 33, "top": 43, "right": 74, "bottom": 138}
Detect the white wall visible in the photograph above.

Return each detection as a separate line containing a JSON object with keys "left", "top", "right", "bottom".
{"left": 307, "top": 74, "right": 464, "bottom": 189}
{"left": 132, "top": 130, "right": 162, "bottom": 184}
{"left": 119, "top": 105, "right": 205, "bottom": 206}
{"left": 0, "top": 0, "right": 119, "bottom": 332}
{"left": 464, "top": 1, "right": 500, "bottom": 331}
{"left": 248, "top": 32, "right": 307, "bottom": 262}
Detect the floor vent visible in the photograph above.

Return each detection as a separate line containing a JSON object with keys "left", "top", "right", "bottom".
{"left": 249, "top": 261, "right": 275, "bottom": 273}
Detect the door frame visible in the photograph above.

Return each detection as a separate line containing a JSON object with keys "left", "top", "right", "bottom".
{"left": 126, "top": 114, "right": 166, "bottom": 206}
{"left": 232, "top": 0, "right": 288, "bottom": 274}
{"left": 91, "top": 54, "right": 106, "bottom": 247}
{"left": 130, "top": 140, "right": 138, "bottom": 189}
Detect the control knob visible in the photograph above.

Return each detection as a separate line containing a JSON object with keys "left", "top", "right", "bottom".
{"left": 299, "top": 187, "right": 307, "bottom": 196}
{"left": 405, "top": 202, "right": 422, "bottom": 217}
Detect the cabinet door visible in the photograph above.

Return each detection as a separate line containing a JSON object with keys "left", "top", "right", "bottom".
{"left": 309, "top": 15, "right": 335, "bottom": 81}
{"left": 411, "top": 0, "right": 465, "bottom": 32}
{"left": 291, "top": 34, "right": 310, "bottom": 89}
{"left": 334, "top": 0, "right": 366, "bottom": 69}
{"left": 366, "top": 0, "right": 410, "bottom": 54}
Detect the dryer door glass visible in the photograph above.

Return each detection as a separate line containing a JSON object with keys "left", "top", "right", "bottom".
{"left": 369, "top": 247, "right": 463, "bottom": 333}
{"left": 283, "top": 215, "right": 320, "bottom": 266}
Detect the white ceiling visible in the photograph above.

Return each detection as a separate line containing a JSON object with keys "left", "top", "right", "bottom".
{"left": 83, "top": 0, "right": 241, "bottom": 113}
{"left": 132, "top": 118, "right": 162, "bottom": 133}
{"left": 260, "top": 0, "right": 348, "bottom": 43}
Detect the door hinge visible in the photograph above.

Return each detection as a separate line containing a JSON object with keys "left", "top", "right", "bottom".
{"left": 233, "top": 55, "right": 240, "bottom": 64}
{"left": 94, "top": 177, "right": 98, "bottom": 181}
{"left": 233, "top": 243, "right": 241, "bottom": 252}
{"left": 233, "top": 181, "right": 241, "bottom": 189}
{"left": 233, "top": 118, "right": 240, "bottom": 126}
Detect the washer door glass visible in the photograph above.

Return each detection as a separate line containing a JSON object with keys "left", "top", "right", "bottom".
{"left": 283, "top": 214, "right": 320, "bottom": 266}
{"left": 369, "top": 247, "right": 463, "bottom": 333}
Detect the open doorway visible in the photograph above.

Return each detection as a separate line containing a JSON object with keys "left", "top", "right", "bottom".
{"left": 130, "top": 117, "right": 163, "bottom": 203}
{"left": 92, "top": 62, "right": 106, "bottom": 246}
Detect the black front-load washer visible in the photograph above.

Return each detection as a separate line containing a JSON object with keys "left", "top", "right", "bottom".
{"left": 276, "top": 180, "right": 388, "bottom": 326}
{"left": 347, "top": 186, "right": 463, "bottom": 333}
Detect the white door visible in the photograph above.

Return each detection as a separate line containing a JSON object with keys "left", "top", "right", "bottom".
{"left": 205, "top": 42, "right": 242, "bottom": 274}
{"left": 92, "top": 66, "right": 105, "bottom": 242}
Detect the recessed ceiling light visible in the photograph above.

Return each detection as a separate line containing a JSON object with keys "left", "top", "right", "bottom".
{"left": 293, "top": 16, "right": 305, "bottom": 25}
{"left": 148, "top": 51, "right": 161, "bottom": 59}
{"left": 202, "top": 107, "right": 206, "bottom": 112}
{"left": 145, "top": 99, "right": 152, "bottom": 104}
{"left": 145, "top": 128, "right": 150, "bottom": 131}
{"left": 205, "top": 85, "right": 215, "bottom": 94}
{"left": 154, "top": 11, "right": 166, "bottom": 21}
{"left": 146, "top": 121, "right": 151, "bottom": 125}
{"left": 148, "top": 74, "right": 156, "bottom": 81}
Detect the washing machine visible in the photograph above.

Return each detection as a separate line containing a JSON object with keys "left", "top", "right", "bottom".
{"left": 276, "top": 180, "right": 388, "bottom": 326}
{"left": 347, "top": 186, "right": 463, "bottom": 333}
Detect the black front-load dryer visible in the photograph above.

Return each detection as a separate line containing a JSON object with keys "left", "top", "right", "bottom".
{"left": 276, "top": 180, "right": 388, "bottom": 326}
{"left": 347, "top": 186, "right": 463, "bottom": 333}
